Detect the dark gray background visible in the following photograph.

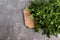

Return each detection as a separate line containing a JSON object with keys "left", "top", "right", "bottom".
{"left": 0, "top": 0, "right": 60, "bottom": 40}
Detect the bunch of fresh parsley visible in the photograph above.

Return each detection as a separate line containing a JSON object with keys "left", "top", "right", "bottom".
{"left": 28, "top": 0, "right": 60, "bottom": 37}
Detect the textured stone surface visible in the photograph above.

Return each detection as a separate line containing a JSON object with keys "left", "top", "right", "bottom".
{"left": 0, "top": 0, "right": 60, "bottom": 40}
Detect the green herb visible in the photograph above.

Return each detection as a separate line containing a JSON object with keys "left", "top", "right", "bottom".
{"left": 28, "top": 0, "right": 60, "bottom": 37}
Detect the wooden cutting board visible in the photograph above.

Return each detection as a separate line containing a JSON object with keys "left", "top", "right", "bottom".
{"left": 23, "top": 8, "right": 34, "bottom": 28}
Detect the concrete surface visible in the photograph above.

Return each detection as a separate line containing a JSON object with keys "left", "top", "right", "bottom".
{"left": 0, "top": 0, "right": 60, "bottom": 40}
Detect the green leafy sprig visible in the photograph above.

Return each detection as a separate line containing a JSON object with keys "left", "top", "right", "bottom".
{"left": 28, "top": 0, "right": 60, "bottom": 38}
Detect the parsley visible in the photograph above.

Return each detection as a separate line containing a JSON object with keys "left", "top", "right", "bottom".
{"left": 28, "top": 0, "right": 60, "bottom": 38}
